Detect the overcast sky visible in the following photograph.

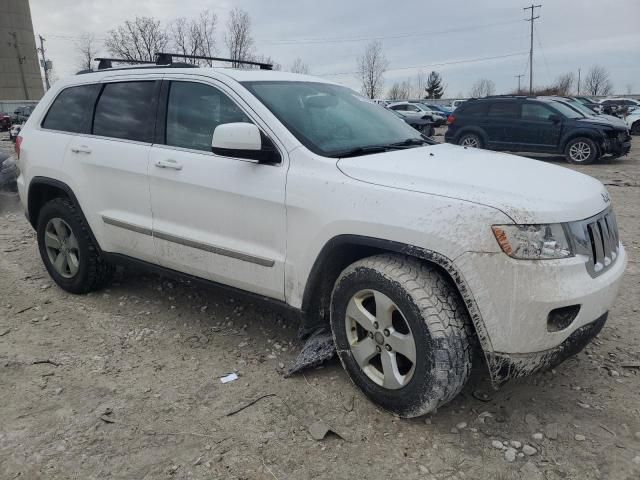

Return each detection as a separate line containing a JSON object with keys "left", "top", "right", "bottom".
{"left": 30, "top": 0, "right": 640, "bottom": 97}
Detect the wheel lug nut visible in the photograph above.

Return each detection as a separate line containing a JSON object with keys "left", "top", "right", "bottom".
{"left": 383, "top": 329, "right": 390, "bottom": 337}
{"left": 368, "top": 332, "right": 374, "bottom": 338}
{"left": 385, "top": 344, "right": 392, "bottom": 351}
{"left": 373, "top": 322, "right": 379, "bottom": 329}
{"left": 376, "top": 346, "right": 381, "bottom": 353}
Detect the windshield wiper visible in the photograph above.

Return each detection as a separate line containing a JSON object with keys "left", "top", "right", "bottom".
{"left": 387, "top": 138, "right": 430, "bottom": 147}
{"left": 331, "top": 145, "right": 391, "bottom": 158}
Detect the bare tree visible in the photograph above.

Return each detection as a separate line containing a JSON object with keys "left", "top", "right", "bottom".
{"left": 584, "top": 65, "right": 613, "bottom": 96}
{"left": 290, "top": 57, "right": 310, "bottom": 74}
{"left": 171, "top": 10, "right": 218, "bottom": 65}
{"left": 225, "top": 8, "right": 254, "bottom": 68}
{"left": 105, "top": 16, "right": 169, "bottom": 62}
{"left": 387, "top": 81, "right": 409, "bottom": 101}
{"left": 357, "top": 40, "right": 388, "bottom": 99}
{"left": 553, "top": 72, "right": 574, "bottom": 96}
{"left": 413, "top": 71, "right": 427, "bottom": 99}
{"left": 250, "top": 53, "right": 281, "bottom": 71}
{"left": 469, "top": 78, "right": 495, "bottom": 97}
{"left": 75, "top": 33, "right": 98, "bottom": 71}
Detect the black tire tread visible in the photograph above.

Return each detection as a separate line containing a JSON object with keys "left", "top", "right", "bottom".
{"left": 334, "top": 254, "right": 473, "bottom": 416}
{"left": 38, "top": 198, "right": 114, "bottom": 293}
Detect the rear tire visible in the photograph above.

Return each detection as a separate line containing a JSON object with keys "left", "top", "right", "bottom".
{"left": 458, "top": 133, "right": 483, "bottom": 149}
{"left": 330, "top": 254, "right": 472, "bottom": 418}
{"left": 565, "top": 137, "right": 598, "bottom": 164}
{"left": 37, "top": 198, "right": 114, "bottom": 294}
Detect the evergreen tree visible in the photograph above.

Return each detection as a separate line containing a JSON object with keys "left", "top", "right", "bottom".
{"left": 425, "top": 71, "right": 444, "bottom": 99}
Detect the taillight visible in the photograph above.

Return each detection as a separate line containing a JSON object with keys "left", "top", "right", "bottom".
{"left": 446, "top": 114, "right": 455, "bottom": 125}
{"left": 15, "top": 135, "right": 23, "bottom": 158}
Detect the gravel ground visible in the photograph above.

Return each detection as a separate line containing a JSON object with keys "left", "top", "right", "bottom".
{"left": 1, "top": 129, "right": 639, "bottom": 479}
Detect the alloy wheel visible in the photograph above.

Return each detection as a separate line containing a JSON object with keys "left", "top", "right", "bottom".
{"left": 569, "top": 141, "right": 591, "bottom": 162}
{"left": 345, "top": 289, "right": 417, "bottom": 389}
{"left": 44, "top": 218, "right": 80, "bottom": 278}
{"left": 460, "top": 136, "right": 480, "bottom": 148}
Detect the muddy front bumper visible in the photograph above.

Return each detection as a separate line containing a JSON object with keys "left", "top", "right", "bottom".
{"left": 486, "top": 313, "right": 607, "bottom": 385}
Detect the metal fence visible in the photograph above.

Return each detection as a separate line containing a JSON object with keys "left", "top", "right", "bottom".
{"left": 0, "top": 100, "right": 39, "bottom": 114}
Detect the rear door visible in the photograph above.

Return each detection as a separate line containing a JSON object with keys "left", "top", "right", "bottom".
{"left": 148, "top": 77, "right": 287, "bottom": 300}
{"left": 65, "top": 79, "right": 159, "bottom": 263}
{"left": 517, "top": 101, "right": 563, "bottom": 151}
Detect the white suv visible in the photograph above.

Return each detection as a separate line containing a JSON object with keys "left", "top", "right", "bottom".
{"left": 15, "top": 62, "right": 626, "bottom": 417}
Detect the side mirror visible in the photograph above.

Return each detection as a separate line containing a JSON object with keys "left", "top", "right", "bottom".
{"left": 212, "top": 123, "right": 280, "bottom": 164}
{"left": 549, "top": 114, "right": 562, "bottom": 123}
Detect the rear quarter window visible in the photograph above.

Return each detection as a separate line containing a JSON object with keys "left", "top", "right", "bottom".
{"left": 42, "top": 84, "right": 101, "bottom": 133}
{"left": 457, "top": 102, "right": 488, "bottom": 116}
{"left": 487, "top": 102, "right": 520, "bottom": 118}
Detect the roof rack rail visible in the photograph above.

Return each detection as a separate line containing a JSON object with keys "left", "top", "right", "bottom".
{"left": 94, "top": 58, "right": 156, "bottom": 70}
{"left": 156, "top": 52, "right": 273, "bottom": 70}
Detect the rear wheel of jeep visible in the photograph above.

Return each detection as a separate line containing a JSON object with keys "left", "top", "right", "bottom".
{"left": 37, "top": 198, "right": 114, "bottom": 294}
{"left": 565, "top": 137, "right": 598, "bottom": 164}
{"left": 330, "top": 254, "right": 472, "bottom": 418}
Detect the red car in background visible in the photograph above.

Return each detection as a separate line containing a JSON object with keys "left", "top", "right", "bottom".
{"left": 0, "top": 112, "right": 11, "bottom": 132}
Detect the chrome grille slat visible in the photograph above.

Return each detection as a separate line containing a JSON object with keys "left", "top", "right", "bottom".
{"left": 569, "top": 208, "right": 620, "bottom": 278}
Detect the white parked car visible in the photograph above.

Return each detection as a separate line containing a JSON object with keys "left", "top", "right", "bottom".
{"left": 388, "top": 101, "right": 446, "bottom": 125}
{"left": 624, "top": 109, "right": 640, "bottom": 135}
{"left": 15, "top": 60, "right": 626, "bottom": 417}
{"left": 9, "top": 123, "right": 23, "bottom": 142}
{"left": 450, "top": 99, "right": 467, "bottom": 110}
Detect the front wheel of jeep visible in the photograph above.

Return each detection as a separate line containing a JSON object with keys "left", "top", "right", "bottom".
{"left": 330, "top": 254, "right": 472, "bottom": 418}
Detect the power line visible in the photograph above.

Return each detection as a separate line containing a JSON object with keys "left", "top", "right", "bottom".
{"left": 319, "top": 51, "right": 528, "bottom": 77}
{"left": 533, "top": 23, "right": 551, "bottom": 82}
{"left": 524, "top": 3, "right": 542, "bottom": 94}
{"left": 261, "top": 19, "right": 522, "bottom": 45}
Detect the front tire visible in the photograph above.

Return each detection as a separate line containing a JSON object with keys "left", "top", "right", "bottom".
{"left": 565, "top": 137, "right": 598, "bottom": 164}
{"left": 330, "top": 254, "right": 472, "bottom": 418}
{"left": 37, "top": 198, "right": 114, "bottom": 294}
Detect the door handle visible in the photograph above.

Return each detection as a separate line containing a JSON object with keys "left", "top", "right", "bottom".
{"left": 155, "top": 159, "right": 183, "bottom": 170}
{"left": 71, "top": 145, "right": 92, "bottom": 154}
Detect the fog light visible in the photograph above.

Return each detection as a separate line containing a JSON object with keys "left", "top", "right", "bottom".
{"left": 547, "top": 305, "right": 580, "bottom": 332}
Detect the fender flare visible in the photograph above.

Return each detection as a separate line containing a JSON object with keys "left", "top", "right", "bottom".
{"left": 300, "top": 234, "right": 495, "bottom": 363}
{"left": 27, "top": 176, "right": 102, "bottom": 251}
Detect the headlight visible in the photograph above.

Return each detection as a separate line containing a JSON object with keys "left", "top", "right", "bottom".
{"left": 492, "top": 224, "right": 573, "bottom": 260}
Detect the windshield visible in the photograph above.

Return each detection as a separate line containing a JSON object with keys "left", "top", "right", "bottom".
{"left": 243, "top": 81, "right": 431, "bottom": 157}
{"left": 550, "top": 101, "right": 585, "bottom": 119}
{"left": 563, "top": 100, "right": 595, "bottom": 117}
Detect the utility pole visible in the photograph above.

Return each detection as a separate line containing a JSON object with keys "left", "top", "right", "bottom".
{"left": 515, "top": 74, "right": 524, "bottom": 93}
{"left": 577, "top": 68, "right": 581, "bottom": 95}
{"left": 9, "top": 31, "right": 30, "bottom": 100}
{"left": 524, "top": 4, "right": 541, "bottom": 95}
{"left": 37, "top": 35, "right": 51, "bottom": 91}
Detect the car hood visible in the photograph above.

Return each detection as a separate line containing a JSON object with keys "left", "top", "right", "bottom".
{"left": 337, "top": 143, "right": 610, "bottom": 224}
{"left": 575, "top": 116, "right": 624, "bottom": 129}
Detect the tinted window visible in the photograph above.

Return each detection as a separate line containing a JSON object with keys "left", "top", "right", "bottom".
{"left": 522, "top": 103, "right": 554, "bottom": 120}
{"left": 487, "top": 102, "right": 519, "bottom": 118}
{"left": 390, "top": 105, "right": 405, "bottom": 111}
{"left": 165, "top": 82, "right": 252, "bottom": 152}
{"left": 42, "top": 84, "right": 101, "bottom": 133}
{"left": 459, "top": 102, "right": 487, "bottom": 116}
{"left": 93, "top": 82, "right": 156, "bottom": 142}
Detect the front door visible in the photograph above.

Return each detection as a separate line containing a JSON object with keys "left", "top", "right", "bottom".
{"left": 517, "top": 102, "right": 563, "bottom": 151}
{"left": 148, "top": 79, "right": 287, "bottom": 300}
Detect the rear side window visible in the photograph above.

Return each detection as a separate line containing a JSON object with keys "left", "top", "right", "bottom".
{"left": 458, "top": 102, "right": 488, "bottom": 116}
{"left": 93, "top": 82, "right": 156, "bottom": 142}
{"left": 165, "top": 81, "right": 252, "bottom": 152}
{"left": 487, "top": 102, "right": 520, "bottom": 118}
{"left": 42, "top": 84, "right": 101, "bottom": 133}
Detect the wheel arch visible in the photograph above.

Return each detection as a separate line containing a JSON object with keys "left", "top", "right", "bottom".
{"left": 455, "top": 127, "right": 488, "bottom": 146}
{"left": 560, "top": 130, "right": 603, "bottom": 152}
{"left": 300, "top": 235, "right": 494, "bottom": 359}
{"left": 27, "top": 177, "right": 102, "bottom": 251}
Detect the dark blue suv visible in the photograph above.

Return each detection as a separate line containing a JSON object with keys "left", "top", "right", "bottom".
{"left": 444, "top": 96, "right": 631, "bottom": 164}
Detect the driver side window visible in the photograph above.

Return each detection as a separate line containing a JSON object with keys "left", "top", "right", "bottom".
{"left": 165, "top": 81, "right": 252, "bottom": 152}
{"left": 522, "top": 103, "right": 554, "bottom": 121}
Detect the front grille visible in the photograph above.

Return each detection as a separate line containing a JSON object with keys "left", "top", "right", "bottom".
{"left": 568, "top": 208, "right": 620, "bottom": 277}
